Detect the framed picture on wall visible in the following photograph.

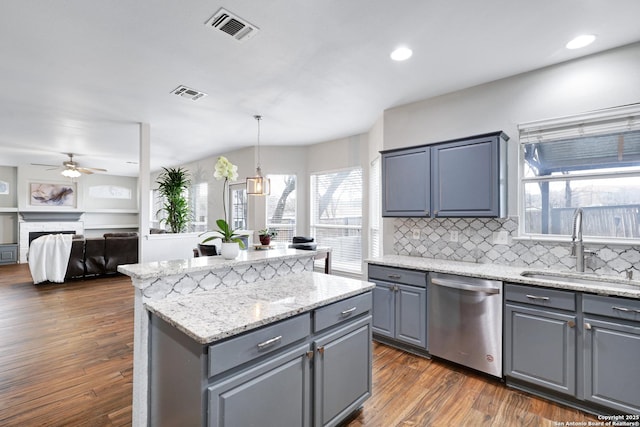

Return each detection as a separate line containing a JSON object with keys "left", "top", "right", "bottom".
{"left": 29, "top": 182, "right": 76, "bottom": 207}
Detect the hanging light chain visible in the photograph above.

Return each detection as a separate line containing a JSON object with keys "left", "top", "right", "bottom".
{"left": 254, "top": 115, "right": 262, "bottom": 171}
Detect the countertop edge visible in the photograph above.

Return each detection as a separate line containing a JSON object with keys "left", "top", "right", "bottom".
{"left": 365, "top": 256, "right": 640, "bottom": 299}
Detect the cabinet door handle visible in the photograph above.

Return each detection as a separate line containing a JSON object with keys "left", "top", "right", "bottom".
{"left": 257, "top": 335, "right": 282, "bottom": 350}
{"left": 526, "top": 294, "right": 550, "bottom": 301}
{"left": 433, "top": 210, "right": 438, "bottom": 216}
{"left": 612, "top": 306, "right": 631, "bottom": 312}
{"left": 393, "top": 285, "right": 400, "bottom": 292}
{"left": 567, "top": 320, "right": 576, "bottom": 328}
{"left": 584, "top": 323, "right": 592, "bottom": 330}
{"left": 341, "top": 307, "right": 357, "bottom": 317}
{"left": 425, "top": 210, "right": 430, "bottom": 216}
{"left": 306, "top": 351, "right": 314, "bottom": 360}
{"left": 317, "top": 346, "right": 325, "bottom": 355}
{"left": 387, "top": 274, "right": 402, "bottom": 280}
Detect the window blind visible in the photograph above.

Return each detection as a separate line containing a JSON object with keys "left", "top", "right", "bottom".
{"left": 310, "top": 168, "right": 363, "bottom": 273}
{"left": 519, "top": 104, "right": 640, "bottom": 144}
{"left": 369, "top": 158, "right": 381, "bottom": 258}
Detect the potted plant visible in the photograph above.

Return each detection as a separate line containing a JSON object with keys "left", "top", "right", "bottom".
{"left": 200, "top": 219, "right": 246, "bottom": 259}
{"left": 155, "top": 167, "right": 191, "bottom": 233}
{"left": 199, "top": 156, "right": 244, "bottom": 259}
{"left": 258, "top": 228, "right": 277, "bottom": 246}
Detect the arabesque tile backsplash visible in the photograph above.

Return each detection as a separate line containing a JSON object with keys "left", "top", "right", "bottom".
{"left": 394, "top": 217, "right": 640, "bottom": 278}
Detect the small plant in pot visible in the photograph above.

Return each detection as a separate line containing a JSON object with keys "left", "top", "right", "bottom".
{"left": 258, "top": 228, "right": 277, "bottom": 246}
{"left": 200, "top": 219, "right": 246, "bottom": 259}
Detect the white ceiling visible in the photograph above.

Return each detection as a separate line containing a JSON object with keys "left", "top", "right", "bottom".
{"left": 1, "top": 1, "right": 640, "bottom": 176}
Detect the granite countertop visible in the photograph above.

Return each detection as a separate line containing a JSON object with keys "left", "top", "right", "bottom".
{"left": 366, "top": 255, "right": 640, "bottom": 299}
{"left": 118, "top": 248, "right": 315, "bottom": 280}
{"left": 145, "top": 271, "right": 374, "bottom": 344}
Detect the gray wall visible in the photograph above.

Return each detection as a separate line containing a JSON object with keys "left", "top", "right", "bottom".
{"left": 382, "top": 42, "right": 640, "bottom": 258}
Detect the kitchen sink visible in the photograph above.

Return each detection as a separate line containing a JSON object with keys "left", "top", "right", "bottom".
{"left": 520, "top": 271, "right": 640, "bottom": 289}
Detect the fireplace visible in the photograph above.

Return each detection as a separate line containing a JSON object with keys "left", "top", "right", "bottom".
{"left": 18, "top": 213, "right": 84, "bottom": 263}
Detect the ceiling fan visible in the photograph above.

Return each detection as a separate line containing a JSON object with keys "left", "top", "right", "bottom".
{"left": 32, "top": 153, "right": 108, "bottom": 178}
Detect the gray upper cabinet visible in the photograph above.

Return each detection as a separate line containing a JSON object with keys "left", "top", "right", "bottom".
{"left": 432, "top": 133, "right": 507, "bottom": 217}
{"left": 381, "top": 146, "right": 430, "bottom": 217}
{"left": 381, "top": 131, "right": 508, "bottom": 218}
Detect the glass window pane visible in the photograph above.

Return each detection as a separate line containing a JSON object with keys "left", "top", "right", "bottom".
{"left": 523, "top": 176, "right": 640, "bottom": 238}
{"left": 266, "top": 175, "right": 296, "bottom": 243}
{"left": 310, "top": 168, "right": 363, "bottom": 273}
{"left": 230, "top": 184, "right": 247, "bottom": 230}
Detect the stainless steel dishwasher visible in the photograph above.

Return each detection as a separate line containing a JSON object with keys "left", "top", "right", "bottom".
{"left": 428, "top": 272, "right": 503, "bottom": 377}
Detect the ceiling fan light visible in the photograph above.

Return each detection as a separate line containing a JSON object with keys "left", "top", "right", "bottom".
{"left": 61, "top": 169, "right": 81, "bottom": 178}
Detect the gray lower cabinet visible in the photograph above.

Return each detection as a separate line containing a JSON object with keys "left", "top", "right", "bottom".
{"left": 0, "top": 243, "right": 18, "bottom": 264}
{"left": 582, "top": 294, "right": 640, "bottom": 414}
{"left": 505, "top": 284, "right": 640, "bottom": 415}
{"left": 314, "top": 316, "right": 372, "bottom": 427}
{"left": 150, "top": 292, "right": 373, "bottom": 426}
{"left": 369, "top": 265, "right": 427, "bottom": 350}
{"left": 504, "top": 303, "right": 576, "bottom": 396}
{"left": 208, "top": 342, "right": 312, "bottom": 427}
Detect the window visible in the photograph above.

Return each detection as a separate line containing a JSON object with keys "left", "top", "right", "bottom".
{"left": 150, "top": 181, "right": 208, "bottom": 232}
{"left": 229, "top": 183, "right": 247, "bottom": 230}
{"left": 369, "top": 157, "right": 381, "bottom": 258}
{"left": 190, "top": 182, "right": 208, "bottom": 232}
{"left": 266, "top": 174, "right": 296, "bottom": 243}
{"left": 519, "top": 105, "right": 640, "bottom": 241}
{"left": 310, "top": 168, "right": 363, "bottom": 274}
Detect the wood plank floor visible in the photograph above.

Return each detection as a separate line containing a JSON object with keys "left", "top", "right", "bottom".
{"left": 0, "top": 264, "right": 597, "bottom": 426}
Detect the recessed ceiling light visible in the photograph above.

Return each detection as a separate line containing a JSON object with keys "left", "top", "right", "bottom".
{"left": 390, "top": 47, "right": 413, "bottom": 61}
{"left": 566, "top": 34, "right": 596, "bottom": 50}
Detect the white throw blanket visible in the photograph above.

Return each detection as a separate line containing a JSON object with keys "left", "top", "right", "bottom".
{"left": 28, "top": 234, "right": 73, "bottom": 284}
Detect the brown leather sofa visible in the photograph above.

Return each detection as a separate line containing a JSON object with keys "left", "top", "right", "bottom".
{"left": 65, "top": 232, "right": 139, "bottom": 279}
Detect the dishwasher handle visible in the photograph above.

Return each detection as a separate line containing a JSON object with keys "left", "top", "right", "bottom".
{"left": 430, "top": 277, "right": 501, "bottom": 294}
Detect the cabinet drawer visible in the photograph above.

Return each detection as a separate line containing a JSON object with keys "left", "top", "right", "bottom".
{"left": 314, "top": 292, "right": 372, "bottom": 333}
{"left": 368, "top": 264, "right": 426, "bottom": 288}
{"left": 208, "top": 312, "right": 310, "bottom": 377}
{"left": 583, "top": 294, "right": 640, "bottom": 321}
{"left": 505, "top": 283, "right": 575, "bottom": 311}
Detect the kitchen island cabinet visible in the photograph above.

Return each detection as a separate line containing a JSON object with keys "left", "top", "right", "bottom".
{"left": 146, "top": 273, "right": 373, "bottom": 427}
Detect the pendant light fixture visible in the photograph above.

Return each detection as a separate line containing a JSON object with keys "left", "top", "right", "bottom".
{"left": 246, "top": 114, "right": 270, "bottom": 196}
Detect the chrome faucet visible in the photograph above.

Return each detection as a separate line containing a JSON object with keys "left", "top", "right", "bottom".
{"left": 571, "top": 208, "right": 593, "bottom": 272}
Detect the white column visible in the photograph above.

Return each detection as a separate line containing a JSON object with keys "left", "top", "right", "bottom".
{"left": 133, "top": 122, "right": 151, "bottom": 427}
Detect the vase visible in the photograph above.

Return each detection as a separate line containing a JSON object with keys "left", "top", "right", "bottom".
{"left": 221, "top": 242, "right": 240, "bottom": 260}
{"left": 259, "top": 235, "right": 271, "bottom": 246}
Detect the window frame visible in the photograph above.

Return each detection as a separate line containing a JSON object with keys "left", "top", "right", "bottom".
{"left": 310, "top": 166, "right": 363, "bottom": 274}
{"left": 517, "top": 104, "right": 640, "bottom": 245}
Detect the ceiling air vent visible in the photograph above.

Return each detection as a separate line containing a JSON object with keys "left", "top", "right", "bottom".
{"left": 171, "top": 85, "right": 207, "bottom": 101}
{"left": 205, "top": 8, "right": 259, "bottom": 43}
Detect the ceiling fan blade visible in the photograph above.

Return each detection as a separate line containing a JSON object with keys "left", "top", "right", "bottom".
{"left": 84, "top": 167, "right": 108, "bottom": 172}
{"left": 76, "top": 167, "right": 95, "bottom": 175}
{"left": 31, "top": 163, "right": 60, "bottom": 168}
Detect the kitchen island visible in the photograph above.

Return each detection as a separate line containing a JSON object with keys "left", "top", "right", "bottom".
{"left": 119, "top": 249, "right": 374, "bottom": 427}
